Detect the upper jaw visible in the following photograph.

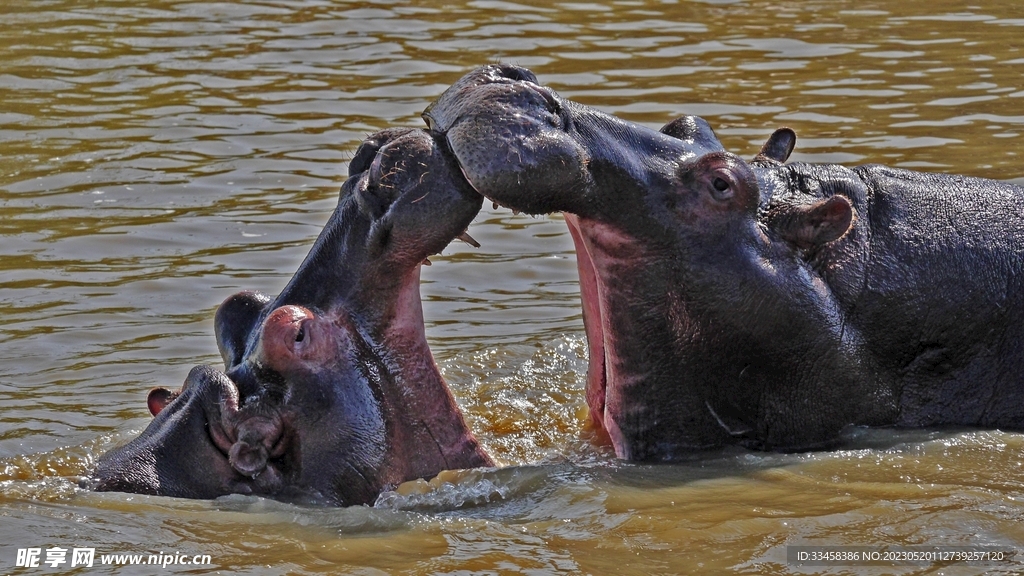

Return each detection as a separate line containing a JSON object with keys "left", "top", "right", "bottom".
{"left": 424, "top": 68, "right": 593, "bottom": 217}
{"left": 252, "top": 127, "right": 482, "bottom": 323}
{"left": 423, "top": 65, "right": 719, "bottom": 224}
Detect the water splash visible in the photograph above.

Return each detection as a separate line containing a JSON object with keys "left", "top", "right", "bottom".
{"left": 374, "top": 469, "right": 513, "bottom": 512}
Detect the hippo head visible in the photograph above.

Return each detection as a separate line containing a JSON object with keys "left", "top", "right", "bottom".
{"left": 427, "top": 65, "right": 891, "bottom": 459}
{"left": 91, "top": 128, "right": 492, "bottom": 504}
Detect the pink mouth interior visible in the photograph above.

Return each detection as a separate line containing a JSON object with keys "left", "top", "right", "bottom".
{"left": 564, "top": 213, "right": 609, "bottom": 438}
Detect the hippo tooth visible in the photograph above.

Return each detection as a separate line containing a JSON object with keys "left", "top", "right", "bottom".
{"left": 492, "top": 201, "right": 500, "bottom": 210}
{"left": 422, "top": 258, "right": 432, "bottom": 266}
{"left": 457, "top": 231, "right": 480, "bottom": 248}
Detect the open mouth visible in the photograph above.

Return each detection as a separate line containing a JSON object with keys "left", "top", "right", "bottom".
{"left": 423, "top": 70, "right": 613, "bottom": 436}
{"left": 564, "top": 214, "right": 609, "bottom": 434}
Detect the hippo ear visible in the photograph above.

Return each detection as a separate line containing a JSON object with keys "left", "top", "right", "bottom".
{"left": 215, "top": 291, "right": 272, "bottom": 369}
{"left": 771, "top": 195, "right": 854, "bottom": 249}
{"left": 660, "top": 115, "right": 720, "bottom": 147}
{"left": 147, "top": 387, "right": 178, "bottom": 417}
{"left": 752, "top": 128, "right": 796, "bottom": 166}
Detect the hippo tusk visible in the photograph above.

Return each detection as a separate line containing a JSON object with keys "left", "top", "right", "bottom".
{"left": 457, "top": 231, "right": 480, "bottom": 248}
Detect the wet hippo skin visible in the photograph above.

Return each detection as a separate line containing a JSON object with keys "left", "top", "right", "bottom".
{"left": 90, "top": 128, "right": 493, "bottom": 505}
{"left": 426, "top": 64, "right": 1024, "bottom": 461}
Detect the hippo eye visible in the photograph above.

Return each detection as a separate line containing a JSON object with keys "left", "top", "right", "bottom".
{"left": 710, "top": 176, "right": 734, "bottom": 201}
{"left": 294, "top": 325, "right": 306, "bottom": 343}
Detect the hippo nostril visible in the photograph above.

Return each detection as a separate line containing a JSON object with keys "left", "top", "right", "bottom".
{"left": 349, "top": 138, "right": 384, "bottom": 177}
{"left": 529, "top": 85, "right": 561, "bottom": 115}
{"left": 226, "top": 413, "right": 284, "bottom": 479}
{"left": 229, "top": 440, "right": 269, "bottom": 478}
{"left": 496, "top": 64, "right": 538, "bottom": 83}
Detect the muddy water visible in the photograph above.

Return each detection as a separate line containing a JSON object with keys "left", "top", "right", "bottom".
{"left": 2, "top": 0, "right": 1024, "bottom": 574}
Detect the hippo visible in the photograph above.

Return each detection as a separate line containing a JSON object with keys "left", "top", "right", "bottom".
{"left": 424, "top": 64, "right": 1024, "bottom": 460}
{"left": 90, "top": 128, "right": 493, "bottom": 504}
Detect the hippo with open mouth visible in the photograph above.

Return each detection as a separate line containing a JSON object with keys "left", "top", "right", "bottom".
{"left": 90, "top": 128, "right": 492, "bottom": 504}
{"left": 425, "top": 64, "right": 1024, "bottom": 460}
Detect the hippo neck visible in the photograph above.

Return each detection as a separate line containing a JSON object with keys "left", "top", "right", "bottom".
{"left": 568, "top": 212, "right": 895, "bottom": 457}
{"left": 570, "top": 215, "right": 742, "bottom": 456}
{"left": 369, "top": 266, "right": 493, "bottom": 478}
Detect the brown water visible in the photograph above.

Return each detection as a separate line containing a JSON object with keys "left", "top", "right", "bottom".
{"left": 2, "top": 0, "right": 1024, "bottom": 574}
